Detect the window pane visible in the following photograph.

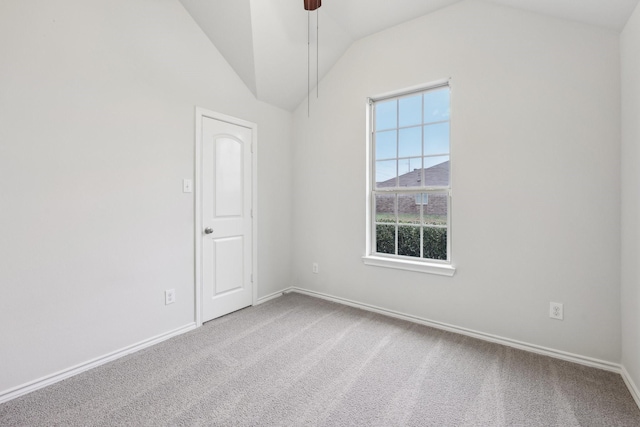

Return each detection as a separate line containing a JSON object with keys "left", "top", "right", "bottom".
{"left": 398, "top": 225, "right": 420, "bottom": 257}
{"left": 422, "top": 192, "right": 448, "bottom": 226}
{"left": 398, "top": 157, "right": 422, "bottom": 184}
{"left": 399, "top": 126, "right": 422, "bottom": 158}
{"left": 375, "top": 193, "right": 396, "bottom": 223}
{"left": 423, "top": 227, "right": 447, "bottom": 260}
{"left": 424, "top": 88, "right": 450, "bottom": 124}
{"left": 399, "top": 95, "right": 422, "bottom": 127}
{"left": 422, "top": 156, "right": 449, "bottom": 186}
{"left": 424, "top": 122, "right": 449, "bottom": 156}
{"left": 376, "top": 100, "right": 397, "bottom": 131}
{"left": 375, "top": 130, "right": 397, "bottom": 160}
{"left": 376, "top": 224, "right": 396, "bottom": 254}
{"left": 376, "top": 160, "right": 397, "bottom": 187}
{"left": 398, "top": 193, "right": 420, "bottom": 224}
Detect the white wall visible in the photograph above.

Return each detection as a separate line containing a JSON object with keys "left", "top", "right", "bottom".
{"left": 0, "top": 0, "right": 292, "bottom": 394}
{"left": 621, "top": 1, "right": 640, "bottom": 393}
{"left": 292, "top": 0, "right": 622, "bottom": 362}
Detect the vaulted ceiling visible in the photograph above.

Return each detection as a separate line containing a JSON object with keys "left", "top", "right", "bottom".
{"left": 179, "top": 0, "right": 639, "bottom": 111}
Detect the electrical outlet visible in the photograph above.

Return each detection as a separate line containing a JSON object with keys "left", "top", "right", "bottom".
{"left": 312, "top": 262, "right": 319, "bottom": 274}
{"left": 549, "top": 302, "right": 563, "bottom": 320}
{"left": 165, "top": 289, "right": 176, "bottom": 305}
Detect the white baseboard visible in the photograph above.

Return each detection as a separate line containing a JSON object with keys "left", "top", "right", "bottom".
{"left": 1, "top": 288, "right": 290, "bottom": 405}
{"left": 621, "top": 365, "right": 640, "bottom": 409}
{"left": 254, "top": 290, "right": 286, "bottom": 305}
{"left": 0, "top": 322, "right": 197, "bottom": 405}
{"left": 4, "top": 289, "right": 638, "bottom": 412}
{"left": 288, "top": 287, "right": 621, "bottom": 373}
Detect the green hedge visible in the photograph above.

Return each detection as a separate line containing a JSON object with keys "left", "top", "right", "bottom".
{"left": 376, "top": 225, "right": 447, "bottom": 260}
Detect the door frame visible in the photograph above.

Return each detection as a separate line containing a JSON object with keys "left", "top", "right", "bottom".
{"left": 194, "top": 107, "right": 258, "bottom": 327}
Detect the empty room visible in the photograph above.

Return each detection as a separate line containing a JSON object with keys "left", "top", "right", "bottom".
{"left": 2, "top": 0, "right": 640, "bottom": 425}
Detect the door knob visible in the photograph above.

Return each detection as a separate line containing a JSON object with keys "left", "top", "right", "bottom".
{"left": 204, "top": 227, "right": 214, "bottom": 234}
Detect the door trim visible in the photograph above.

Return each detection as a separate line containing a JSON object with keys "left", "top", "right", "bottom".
{"left": 194, "top": 107, "right": 258, "bottom": 326}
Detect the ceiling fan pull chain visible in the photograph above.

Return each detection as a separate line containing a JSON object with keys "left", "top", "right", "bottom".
{"left": 304, "top": 0, "right": 321, "bottom": 116}
{"left": 317, "top": 8, "right": 319, "bottom": 99}
{"left": 308, "top": 10, "right": 310, "bottom": 117}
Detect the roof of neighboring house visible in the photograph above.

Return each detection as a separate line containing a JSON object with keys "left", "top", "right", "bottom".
{"left": 377, "top": 160, "right": 449, "bottom": 188}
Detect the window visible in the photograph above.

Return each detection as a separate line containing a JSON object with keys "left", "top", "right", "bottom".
{"left": 415, "top": 194, "right": 429, "bottom": 205}
{"left": 364, "top": 82, "right": 454, "bottom": 276}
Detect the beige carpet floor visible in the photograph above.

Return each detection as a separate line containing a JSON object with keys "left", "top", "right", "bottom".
{"left": 1, "top": 292, "right": 639, "bottom": 426}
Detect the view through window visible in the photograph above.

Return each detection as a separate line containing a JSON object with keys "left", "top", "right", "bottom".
{"left": 370, "top": 84, "right": 451, "bottom": 262}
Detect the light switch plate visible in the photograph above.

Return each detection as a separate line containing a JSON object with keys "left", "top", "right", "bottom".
{"left": 183, "top": 179, "right": 193, "bottom": 193}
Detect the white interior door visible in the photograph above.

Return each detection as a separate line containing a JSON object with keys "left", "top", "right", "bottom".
{"left": 200, "top": 115, "right": 253, "bottom": 322}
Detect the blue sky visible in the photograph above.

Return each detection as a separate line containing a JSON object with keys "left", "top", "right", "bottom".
{"left": 374, "top": 88, "right": 450, "bottom": 184}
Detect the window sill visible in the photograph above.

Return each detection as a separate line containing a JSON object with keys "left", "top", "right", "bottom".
{"left": 362, "top": 255, "right": 456, "bottom": 277}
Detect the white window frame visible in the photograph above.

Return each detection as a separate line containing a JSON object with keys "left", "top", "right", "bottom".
{"left": 363, "top": 80, "right": 456, "bottom": 277}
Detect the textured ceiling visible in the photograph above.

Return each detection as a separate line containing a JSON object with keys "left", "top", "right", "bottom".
{"left": 179, "top": 0, "right": 639, "bottom": 111}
